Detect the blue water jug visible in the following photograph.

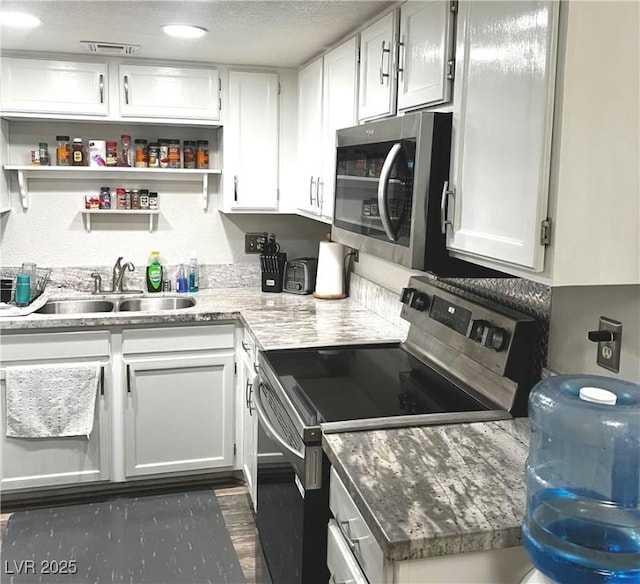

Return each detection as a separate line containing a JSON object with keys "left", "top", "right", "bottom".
{"left": 522, "top": 374, "right": 640, "bottom": 584}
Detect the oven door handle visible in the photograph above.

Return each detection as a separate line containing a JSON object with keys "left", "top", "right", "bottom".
{"left": 377, "top": 142, "right": 402, "bottom": 242}
{"left": 252, "top": 376, "right": 305, "bottom": 460}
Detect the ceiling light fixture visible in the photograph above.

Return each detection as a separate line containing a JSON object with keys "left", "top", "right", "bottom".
{"left": 0, "top": 11, "right": 41, "bottom": 28}
{"left": 162, "top": 24, "right": 207, "bottom": 39}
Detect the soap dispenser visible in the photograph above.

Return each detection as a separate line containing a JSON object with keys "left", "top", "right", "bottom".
{"left": 188, "top": 251, "right": 199, "bottom": 293}
{"left": 175, "top": 259, "right": 188, "bottom": 293}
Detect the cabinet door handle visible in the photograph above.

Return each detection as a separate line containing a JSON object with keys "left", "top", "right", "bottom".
{"left": 126, "top": 364, "right": 132, "bottom": 393}
{"left": 246, "top": 379, "right": 255, "bottom": 414}
{"left": 309, "top": 176, "right": 316, "bottom": 205}
{"left": 316, "top": 178, "right": 323, "bottom": 209}
{"left": 123, "top": 75, "right": 130, "bottom": 105}
{"left": 100, "top": 365, "right": 105, "bottom": 396}
{"left": 234, "top": 175, "right": 239, "bottom": 202}
{"left": 397, "top": 36, "right": 405, "bottom": 82}
{"left": 241, "top": 341, "right": 251, "bottom": 355}
{"left": 379, "top": 40, "right": 390, "bottom": 85}
{"left": 99, "top": 74, "right": 104, "bottom": 104}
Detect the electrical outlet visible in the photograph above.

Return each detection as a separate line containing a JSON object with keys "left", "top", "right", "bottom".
{"left": 352, "top": 249, "right": 359, "bottom": 263}
{"left": 244, "top": 233, "right": 265, "bottom": 254}
{"left": 596, "top": 316, "right": 622, "bottom": 373}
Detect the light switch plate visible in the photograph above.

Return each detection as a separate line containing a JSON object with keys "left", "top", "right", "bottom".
{"left": 596, "top": 316, "right": 622, "bottom": 373}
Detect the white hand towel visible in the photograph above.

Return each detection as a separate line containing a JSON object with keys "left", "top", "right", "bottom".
{"left": 5, "top": 362, "right": 101, "bottom": 438}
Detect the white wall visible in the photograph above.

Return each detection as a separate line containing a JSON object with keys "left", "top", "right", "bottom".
{"left": 548, "top": 286, "right": 640, "bottom": 383}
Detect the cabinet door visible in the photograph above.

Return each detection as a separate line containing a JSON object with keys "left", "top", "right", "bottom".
{"left": 446, "top": 1, "right": 558, "bottom": 271}
{"left": 297, "top": 57, "right": 324, "bottom": 215}
{"left": 358, "top": 11, "right": 397, "bottom": 122}
{"left": 226, "top": 71, "right": 279, "bottom": 210}
{"left": 0, "top": 57, "right": 108, "bottom": 116}
{"left": 119, "top": 64, "right": 220, "bottom": 120}
{"left": 0, "top": 331, "right": 111, "bottom": 492}
{"left": 320, "top": 37, "right": 358, "bottom": 221}
{"left": 240, "top": 360, "right": 258, "bottom": 511}
{"left": 124, "top": 351, "right": 235, "bottom": 478}
{"left": 397, "top": 1, "right": 455, "bottom": 112}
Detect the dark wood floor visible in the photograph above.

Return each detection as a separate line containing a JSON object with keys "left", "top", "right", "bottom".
{"left": 1, "top": 483, "right": 264, "bottom": 584}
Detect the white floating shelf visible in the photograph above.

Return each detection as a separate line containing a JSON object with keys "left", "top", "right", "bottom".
{"left": 4, "top": 165, "right": 222, "bottom": 210}
{"left": 80, "top": 209, "right": 161, "bottom": 233}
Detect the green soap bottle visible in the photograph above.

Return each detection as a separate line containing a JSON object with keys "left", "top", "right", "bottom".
{"left": 146, "top": 250, "right": 163, "bottom": 293}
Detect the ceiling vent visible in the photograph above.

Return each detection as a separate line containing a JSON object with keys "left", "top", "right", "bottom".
{"left": 80, "top": 41, "right": 140, "bottom": 55}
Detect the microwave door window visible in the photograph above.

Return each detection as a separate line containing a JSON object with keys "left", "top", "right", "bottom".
{"left": 334, "top": 140, "right": 415, "bottom": 247}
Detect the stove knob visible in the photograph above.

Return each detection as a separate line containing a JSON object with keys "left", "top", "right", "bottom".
{"left": 484, "top": 327, "right": 508, "bottom": 352}
{"left": 468, "top": 319, "right": 489, "bottom": 343}
{"left": 410, "top": 292, "right": 430, "bottom": 311}
{"left": 400, "top": 287, "right": 416, "bottom": 305}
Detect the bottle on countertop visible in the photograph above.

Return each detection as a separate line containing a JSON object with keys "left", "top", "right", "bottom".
{"left": 38, "top": 142, "right": 50, "bottom": 166}
{"left": 146, "top": 251, "right": 163, "bottom": 293}
{"left": 188, "top": 251, "right": 199, "bottom": 292}
{"left": 175, "top": 260, "right": 188, "bottom": 293}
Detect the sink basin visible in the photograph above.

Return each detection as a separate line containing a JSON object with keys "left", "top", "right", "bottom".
{"left": 36, "top": 299, "right": 116, "bottom": 314}
{"left": 117, "top": 296, "right": 196, "bottom": 312}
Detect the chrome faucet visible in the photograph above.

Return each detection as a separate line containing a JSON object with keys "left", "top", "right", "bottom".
{"left": 111, "top": 257, "right": 139, "bottom": 293}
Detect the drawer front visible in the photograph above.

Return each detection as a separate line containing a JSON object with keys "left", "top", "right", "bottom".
{"left": 330, "top": 467, "right": 384, "bottom": 584}
{"left": 122, "top": 324, "right": 234, "bottom": 354}
{"left": 1, "top": 330, "right": 110, "bottom": 362}
{"left": 327, "top": 519, "right": 369, "bottom": 584}
{"left": 239, "top": 327, "right": 257, "bottom": 370}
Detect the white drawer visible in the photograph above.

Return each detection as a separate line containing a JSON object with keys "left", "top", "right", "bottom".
{"left": 328, "top": 519, "right": 369, "bottom": 584}
{"left": 122, "top": 324, "right": 234, "bottom": 354}
{"left": 330, "top": 467, "right": 384, "bottom": 584}
{"left": 1, "top": 330, "right": 110, "bottom": 362}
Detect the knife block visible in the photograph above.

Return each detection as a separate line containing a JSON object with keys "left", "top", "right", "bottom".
{"left": 260, "top": 252, "right": 287, "bottom": 293}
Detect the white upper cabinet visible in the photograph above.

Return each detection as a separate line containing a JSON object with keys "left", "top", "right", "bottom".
{"left": 1, "top": 57, "right": 108, "bottom": 116}
{"left": 358, "top": 11, "right": 397, "bottom": 121}
{"left": 224, "top": 71, "right": 279, "bottom": 210}
{"left": 119, "top": 64, "right": 220, "bottom": 120}
{"left": 297, "top": 57, "right": 325, "bottom": 216}
{"left": 397, "top": 1, "right": 455, "bottom": 112}
{"left": 320, "top": 37, "right": 359, "bottom": 221}
{"left": 445, "top": 0, "right": 559, "bottom": 272}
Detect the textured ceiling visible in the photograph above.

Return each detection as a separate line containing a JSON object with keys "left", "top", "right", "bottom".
{"left": 0, "top": 0, "right": 394, "bottom": 68}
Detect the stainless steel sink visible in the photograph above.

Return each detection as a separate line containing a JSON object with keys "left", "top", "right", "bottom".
{"left": 117, "top": 296, "right": 196, "bottom": 312}
{"left": 36, "top": 299, "right": 116, "bottom": 314}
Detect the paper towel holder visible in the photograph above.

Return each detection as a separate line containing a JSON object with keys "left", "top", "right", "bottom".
{"left": 313, "top": 235, "right": 347, "bottom": 300}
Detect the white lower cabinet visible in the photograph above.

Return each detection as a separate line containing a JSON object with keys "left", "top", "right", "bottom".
{"left": 0, "top": 331, "right": 111, "bottom": 492}
{"left": 238, "top": 346, "right": 258, "bottom": 510}
{"left": 122, "top": 325, "right": 235, "bottom": 478}
{"left": 329, "top": 467, "right": 531, "bottom": 584}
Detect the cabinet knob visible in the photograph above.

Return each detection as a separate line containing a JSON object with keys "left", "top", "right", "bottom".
{"left": 485, "top": 327, "right": 508, "bottom": 352}
{"left": 410, "top": 292, "right": 430, "bottom": 312}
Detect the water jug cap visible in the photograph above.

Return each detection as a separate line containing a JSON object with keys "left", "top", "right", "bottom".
{"left": 579, "top": 386, "right": 617, "bottom": 405}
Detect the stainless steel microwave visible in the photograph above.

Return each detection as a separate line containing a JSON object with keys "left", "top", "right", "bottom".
{"left": 332, "top": 112, "right": 491, "bottom": 276}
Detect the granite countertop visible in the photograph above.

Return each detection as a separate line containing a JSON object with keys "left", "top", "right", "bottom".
{"left": 0, "top": 288, "right": 405, "bottom": 349}
{"left": 323, "top": 418, "right": 530, "bottom": 563}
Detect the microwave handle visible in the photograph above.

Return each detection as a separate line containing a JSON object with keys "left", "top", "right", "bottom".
{"left": 253, "top": 376, "right": 304, "bottom": 460}
{"left": 377, "top": 142, "right": 402, "bottom": 242}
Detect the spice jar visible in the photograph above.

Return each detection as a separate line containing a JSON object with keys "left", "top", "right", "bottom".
{"left": 158, "top": 139, "right": 169, "bottom": 169}
{"left": 106, "top": 141, "right": 118, "bottom": 167}
{"left": 38, "top": 142, "right": 50, "bottom": 166}
{"left": 72, "top": 138, "right": 86, "bottom": 166}
{"left": 56, "top": 136, "right": 70, "bottom": 166}
{"left": 183, "top": 141, "right": 196, "bottom": 169}
{"left": 196, "top": 140, "right": 209, "bottom": 169}
{"left": 149, "top": 192, "right": 159, "bottom": 210}
{"left": 168, "top": 139, "right": 181, "bottom": 169}
{"left": 148, "top": 142, "right": 159, "bottom": 168}
{"left": 139, "top": 189, "right": 150, "bottom": 209}
{"left": 116, "top": 188, "right": 126, "bottom": 210}
{"left": 135, "top": 139, "right": 148, "bottom": 168}
{"left": 119, "top": 134, "right": 132, "bottom": 167}
{"left": 131, "top": 189, "right": 140, "bottom": 209}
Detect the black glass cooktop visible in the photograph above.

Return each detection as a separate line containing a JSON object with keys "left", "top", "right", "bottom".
{"left": 262, "top": 344, "right": 491, "bottom": 426}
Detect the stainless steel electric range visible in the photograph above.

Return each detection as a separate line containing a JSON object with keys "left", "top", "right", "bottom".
{"left": 253, "top": 275, "right": 537, "bottom": 584}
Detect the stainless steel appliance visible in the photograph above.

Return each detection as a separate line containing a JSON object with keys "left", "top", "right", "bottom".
{"left": 332, "top": 112, "right": 498, "bottom": 276}
{"left": 283, "top": 257, "right": 318, "bottom": 295}
{"left": 254, "top": 275, "right": 538, "bottom": 584}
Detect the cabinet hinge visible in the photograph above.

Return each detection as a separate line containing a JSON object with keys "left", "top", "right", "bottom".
{"left": 446, "top": 59, "right": 455, "bottom": 81}
{"left": 450, "top": 0, "right": 458, "bottom": 13}
{"left": 219, "top": 97, "right": 222, "bottom": 111}
{"left": 356, "top": 48, "right": 361, "bottom": 64}
{"left": 277, "top": 82, "right": 281, "bottom": 95}
{"left": 540, "top": 218, "right": 552, "bottom": 246}
{"left": 234, "top": 362, "right": 237, "bottom": 375}
{"left": 218, "top": 78, "right": 222, "bottom": 91}
{"left": 233, "top": 443, "right": 237, "bottom": 456}
{"left": 277, "top": 188, "right": 280, "bottom": 202}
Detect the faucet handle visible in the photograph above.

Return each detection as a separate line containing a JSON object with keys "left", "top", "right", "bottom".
{"left": 90, "top": 272, "right": 102, "bottom": 295}
{"left": 124, "top": 262, "right": 135, "bottom": 272}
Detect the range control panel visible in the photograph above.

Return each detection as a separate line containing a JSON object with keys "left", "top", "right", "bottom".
{"left": 400, "top": 276, "right": 536, "bottom": 378}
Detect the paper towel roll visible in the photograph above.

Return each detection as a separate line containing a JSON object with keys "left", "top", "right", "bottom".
{"left": 313, "top": 241, "right": 346, "bottom": 299}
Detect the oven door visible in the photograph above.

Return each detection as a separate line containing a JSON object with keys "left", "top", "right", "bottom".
{"left": 254, "top": 377, "right": 330, "bottom": 584}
